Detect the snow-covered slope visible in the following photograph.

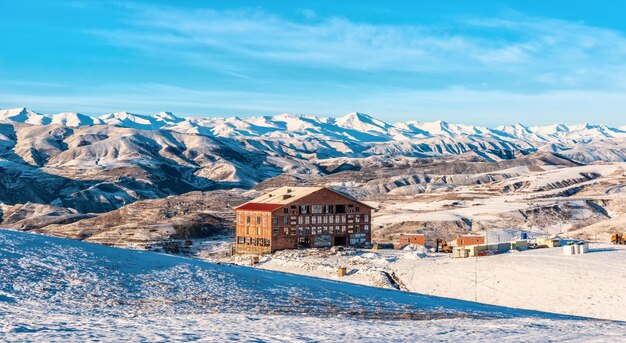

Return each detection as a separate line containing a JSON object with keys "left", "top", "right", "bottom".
{"left": 98, "top": 111, "right": 165, "bottom": 130}
{"left": 0, "top": 107, "right": 50, "bottom": 125}
{"left": 1, "top": 229, "right": 624, "bottom": 341}
{"left": 50, "top": 112, "right": 103, "bottom": 127}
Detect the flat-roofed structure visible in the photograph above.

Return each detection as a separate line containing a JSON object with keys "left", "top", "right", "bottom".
{"left": 397, "top": 234, "right": 426, "bottom": 249}
{"left": 456, "top": 235, "right": 485, "bottom": 247}
{"left": 234, "top": 186, "right": 373, "bottom": 254}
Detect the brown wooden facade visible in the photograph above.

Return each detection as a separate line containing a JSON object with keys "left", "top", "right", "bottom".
{"left": 235, "top": 187, "right": 372, "bottom": 254}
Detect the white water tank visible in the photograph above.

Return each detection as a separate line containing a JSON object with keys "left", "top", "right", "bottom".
{"left": 563, "top": 245, "right": 575, "bottom": 255}
{"left": 583, "top": 242, "right": 589, "bottom": 254}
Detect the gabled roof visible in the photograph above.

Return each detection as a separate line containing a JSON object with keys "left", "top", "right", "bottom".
{"left": 243, "top": 186, "right": 325, "bottom": 205}
{"left": 234, "top": 186, "right": 374, "bottom": 211}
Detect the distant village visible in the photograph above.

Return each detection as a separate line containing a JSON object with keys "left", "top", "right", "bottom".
{"left": 232, "top": 186, "right": 602, "bottom": 262}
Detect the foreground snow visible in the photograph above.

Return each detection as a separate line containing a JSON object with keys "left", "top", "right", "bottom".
{"left": 1, "top": 229, "right": 625, "bottom": 342}
{"left": 232, "top": 242, "right": 626, "bottom": 321}
{"left": 3, "top": 312, "right": 626, "bottom": 342}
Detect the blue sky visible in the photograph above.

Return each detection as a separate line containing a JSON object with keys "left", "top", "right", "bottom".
{"left": 1, "top": 1, "right": 626, "bottom": 126}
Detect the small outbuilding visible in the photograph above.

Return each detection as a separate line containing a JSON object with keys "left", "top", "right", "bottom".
{"left": 397, "top": 234, "right": 425, "bottom": 249}
{"left": 456, "top": 235, "right": 485, "bottom": 246}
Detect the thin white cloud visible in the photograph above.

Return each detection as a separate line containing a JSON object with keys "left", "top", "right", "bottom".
{"left": 5, "top": 3, "right": 626, "bottom": 125}
{"left": 88, "top": 4, "right": 626, "bottom": 92}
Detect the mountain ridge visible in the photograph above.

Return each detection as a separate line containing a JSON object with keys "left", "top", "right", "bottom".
{"left": 1, "top": 107, "right": 624, "bottom": 143}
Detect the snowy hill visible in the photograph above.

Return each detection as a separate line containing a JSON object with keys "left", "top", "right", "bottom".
{"left": 98, "top": 111, "right": 166, "bottom": 130}
{"left": 1, "top": 229, "right": 624, "bottom": 341}
{"left": 0, "top": 107, "right": 50, "bottom": 125}
{"left": 50, "top": 112, "right": 103, "bottom": 127}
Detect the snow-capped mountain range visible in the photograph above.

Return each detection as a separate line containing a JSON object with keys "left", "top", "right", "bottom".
{"left": 1, "top": 107, "right": 625, "bottom": 161}
{"left": 2, "top": 107, "right": 624, "bottom": 142}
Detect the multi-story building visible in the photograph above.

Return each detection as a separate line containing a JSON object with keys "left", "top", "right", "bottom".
{"left": 234, "top": 186, "right": 373, "bottom": 254}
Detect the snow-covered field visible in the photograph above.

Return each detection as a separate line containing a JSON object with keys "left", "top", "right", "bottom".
{"left": 2, "top": 229, "right": 625, "bottom": 342}
{"left": 245, "top": 243, "right": 626, "bottom": 321}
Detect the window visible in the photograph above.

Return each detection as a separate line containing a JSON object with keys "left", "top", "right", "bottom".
{"left": 364, "top": 214, "right": 369, "bottom": 222}
{"left": 364, "top": 225, "right": 370, "bottom": 232}
{"left": 299, "top": 205, "right": 309, "bottom": 215}
{"left": 312, "top": 205, "right": 323, "bottom": 214}
{"left": 356, "top": 206, "right": 360, "bottom": 212}
{"left": 305, "top": 216, "right": 310, "bottom": 224}
{"left": 305, "top": 227, "right": 310, "bottom": 235}
{"left": 273, "top": 227, "right": 279, "bottom": 235}
{"left": 324, "top": 205, "right": 334, "bottom": 214}
{"left": 336, "top": 205, "right": 346, "bottom": 213}
{"left": 257, "top": 227, "right": 261, "bottom": 235}
{"left": 298, "top": 217, "right": 304, "bottom": 224}
{"left": 355, "top": 215, "right": 360, "bottom": 222}
{"left": 283, "top": 227, "right": 289, "bottom": 235}
{"left": 323, "top": 216, "right": 328, "bottom": 224}
{"left": 284, "top": 208, "right": 288, "bottom": 214}
{"left": 283, "top": 216, "right": 289, "bottom": 225}
{"left": 327, "top": 215, "right": 334, "bottom": 224}
{"left": 272, "top": 217, "right": 279, "bottom": 226}
{"left": 246, "top": 216, "right": 251, "bottom": 224}
{"left": 246, "top": 227, "right": 250, "bottom": 235}
{"left": 298, "top": 227, "right": 304, "bottom": 235}
{"left": 256, "top": 216, "right": 261, "bottom": 225}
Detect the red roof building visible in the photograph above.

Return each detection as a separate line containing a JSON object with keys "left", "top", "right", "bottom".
{"left": 234, "top": 186, "right": 373, "bottom": 254}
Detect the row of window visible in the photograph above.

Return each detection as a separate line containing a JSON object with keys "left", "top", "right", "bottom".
{"left": 273, "top": 225, "right": 370, "bottom": 236}
{"left": 237, "top": 236, "right": 270, "bottom": 246}
{"left": 285, "top": 204, "right": 363, "bottom": 215}
{"left": 244, "top": 227, "right": 264, "bottom": 236}
{"left": 239, "top": 214, "right": 370, "bottom": 228}
{"left": 244, "top": 214, "right": 268, "bottom": 225}
{"left": 270, "top": 214, "right": 370, "bottom": 226}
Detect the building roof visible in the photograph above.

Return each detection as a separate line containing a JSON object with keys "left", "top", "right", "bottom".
{"left": 244, "top": 186, "right": 324, "bottom": 205}
{"left": 235, "top": 203, "right": 284, "bottom": 212}
{"left": 234, "top": 186, "right": 373, "bottom": 211}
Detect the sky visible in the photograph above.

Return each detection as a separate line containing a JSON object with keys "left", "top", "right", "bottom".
{"left": 1, "top": 1, "right": 626, "bottom": 126}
